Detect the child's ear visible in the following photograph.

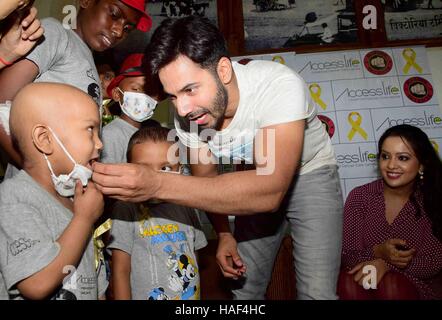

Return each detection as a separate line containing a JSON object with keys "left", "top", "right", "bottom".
{"left": 112, "top": 87, "right": 123, "bottom": 103}
{"left": 32, "top": 125, "right": 54, "bottom": 155}
{"left": 217, "top": 57, "right": 233, "bottom": 85}
{"left": 79, "top": 0, "right": 96, "bottom": 9}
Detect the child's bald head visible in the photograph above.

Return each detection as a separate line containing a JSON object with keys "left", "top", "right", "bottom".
{"left": 10, "top": 83, "right": 101, "bottom": 164}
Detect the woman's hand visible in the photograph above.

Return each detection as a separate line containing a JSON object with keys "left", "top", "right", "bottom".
{"left": 373, "top": 238, "right": 415, "bottom": 269}
{"left": 348, "top": 259, "right": 390, "bottom": 287}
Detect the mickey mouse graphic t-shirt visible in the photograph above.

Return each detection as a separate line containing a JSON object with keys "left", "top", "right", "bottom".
{"left": 108, "top": 201, "right": 207, "bottom": 300}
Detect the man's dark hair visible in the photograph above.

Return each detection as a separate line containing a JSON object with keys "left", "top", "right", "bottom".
{"left": 144, "top": 16, "right": 230, "bottom": 76}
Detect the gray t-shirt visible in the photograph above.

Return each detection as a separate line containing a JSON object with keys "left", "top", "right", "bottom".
{"left": 0, "top": 171, "right": 107, "bottom": 300}
{"left": 27, "top": 18, "right": 102, "bottom": 106}
{"left": 108, "top": 201, "right": 207, "bottom": 300}
{"left": 101, "top": 118, "right": 138, "bottom": 164}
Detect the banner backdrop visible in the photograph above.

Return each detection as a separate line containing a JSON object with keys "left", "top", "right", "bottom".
{"left": 233, "top": 46, "right": 442, "bottom": 199}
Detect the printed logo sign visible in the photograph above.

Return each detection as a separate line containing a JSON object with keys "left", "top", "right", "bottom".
{"left": 334, "top": 143, "right": 378, "bottom": 179}
{"left": 402, "top": 48, "right": 423, "bottom": 74}
{"left": 272, "top": 55, "right": 285, "bottom": 65}
{"left": 372, "top": 106, "right": 442, "bottom": 140}
{"left": 294, "top": 52, "right": 363, "bottom": 82}
{"left": 364, "top": 50, "right": 393, "bottom": 75}
{"left": 347, "top": 112, "right": 368, "bottom": 141}
{"left": 334, "top": 77, "right": 402, "bottom": 110}
{"left": 403, "top": 76, "right": 433, "bottom": 104}
{"left": 318, "top": 114, "right": 335, "bottom": 138}
{"left": 309, "top": 83, "right": 327, "bottom": 110}
{"left": 431, "top": 140, "right": 439, "bottom": 153}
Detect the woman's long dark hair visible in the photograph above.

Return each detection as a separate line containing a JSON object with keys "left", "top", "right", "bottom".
{"left": 378, "top": 124, "right": 442, "bottom": 241}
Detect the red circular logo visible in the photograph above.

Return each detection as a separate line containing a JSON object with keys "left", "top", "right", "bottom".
{"left": 318, "top": 115, "right": 335, "bottom": 139}
{"left": 364, "top": 50, "right": 393, "bottom": 75}
{"left": 404, "top": 77, "right": 433, "bottom": 104}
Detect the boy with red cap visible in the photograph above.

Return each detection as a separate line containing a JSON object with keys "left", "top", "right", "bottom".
{"left": 0, "top": 0, "right": 152, "bottom": 178}
{"left": 101, "top": 53, "right": 158, "bottom": 164}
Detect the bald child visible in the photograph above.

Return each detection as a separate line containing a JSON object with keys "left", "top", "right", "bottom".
{"left": 0, "top": 83, "right": 107, "bottom": 300}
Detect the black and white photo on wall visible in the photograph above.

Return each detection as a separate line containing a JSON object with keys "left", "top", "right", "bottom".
{"left": 111, "top": 0, "right": 218, "bottom": 64}
{"left": 159, "top": 0, "right": 213, "bottom": 17}
{"left": 152, "top": 0, "right": 218, "bottom": 25}
{"left": 243, "top": 0, "right": 358, "bottom": 53}
{"left": 383, "top": 0, "right": 442, "bottom": 41}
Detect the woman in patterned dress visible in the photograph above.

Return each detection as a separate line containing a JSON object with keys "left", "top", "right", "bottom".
{"left": 338, "top": 124, "right": 442, "bottom": 300}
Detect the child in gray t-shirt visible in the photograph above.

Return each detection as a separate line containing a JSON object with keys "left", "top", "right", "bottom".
{"left": 0, "top": 83, "right": 106, "bottom": 300}
{"left": 108, "top": 126, "right": 207, "bottom": 300}
{"left": 0, "top": 0, "right": 152, "bottom": 178}
{"left": 101, "top": 53, "right": 158, "bottom": 164}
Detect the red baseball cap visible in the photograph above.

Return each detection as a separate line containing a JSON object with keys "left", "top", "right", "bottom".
{"left": 107, "top": 53, "right": 145, "bottom": 97}
{"left": 120, "top": 0, "right": 152, "bottom": 32}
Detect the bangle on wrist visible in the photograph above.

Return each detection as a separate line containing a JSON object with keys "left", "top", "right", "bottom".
{"left": 0, "top": 56, "right": 13, "bottom": 66}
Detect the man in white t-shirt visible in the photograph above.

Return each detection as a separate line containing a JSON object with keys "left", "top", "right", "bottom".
{"left": 93, "top": 16, "right": 343, "bottom": 300}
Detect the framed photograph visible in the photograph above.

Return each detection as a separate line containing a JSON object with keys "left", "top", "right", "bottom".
{"left": 242, "top": 0, "right": 359, "bottom": 53}
{"left": 149, "top": 0, "right": 219, "bottom": 28}
{"left": 383, "top": 0, "right": 442, "bottom": 41}
{"left": 114, "top": 0, "right": 219, "bottom": 58}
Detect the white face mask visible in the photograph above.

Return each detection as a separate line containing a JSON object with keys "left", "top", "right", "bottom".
{"left": 118, "top": 88, "right": 157, "bottom": 122}
{"left": 43, "top": 127, "right": 93, "bottom": 197}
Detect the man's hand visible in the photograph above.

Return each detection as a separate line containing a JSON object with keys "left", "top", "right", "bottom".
{"left": 373, "top": 238, "right": 415, "bottom": 269}
{"left": 348, "top": 259, "right": 390, "bottom": 287}
{"left": 0, "top": 6, "right": 44, "bottom": 64}
{"left": 92, "top": 162, "right": 160, "bottom": 202}
{"left": 216, "top": 233, "right": 246, "bottom": 280}
{"left": 73, "top": 181, "right": 104, "bottom": 224}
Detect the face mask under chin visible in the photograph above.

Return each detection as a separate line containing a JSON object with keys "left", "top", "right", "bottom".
{"left": 43, "top": 127, "right": 93, "bottom": 197}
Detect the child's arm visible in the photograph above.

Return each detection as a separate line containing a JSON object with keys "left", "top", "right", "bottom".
{"left": 16, "top": 181, "right": 103, "bottom": 300}
{"left": 0, "top": 17, "right": 66, "bottom": 166}
{"left": 0, "top": 55, "right": 39, "bottom": 101}
{"left": 111, "top": 249, "right": 132, "bottom": 300}
{"left": 0, "top": 122, "right": 22, "bottom": 166}
{"left": 0, "top": 59, "right": 38, "bottom": 166}
{"left": 0, "top": 6, "right": 44, "bottom": 70}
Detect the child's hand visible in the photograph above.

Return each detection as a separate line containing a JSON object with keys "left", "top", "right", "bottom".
{"left": 73, "top": 180, "right": 104, "bottom": 224}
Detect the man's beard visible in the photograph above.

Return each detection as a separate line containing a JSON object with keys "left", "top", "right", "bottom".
{"left": 207, "top": 78, "right": 228, "bottom": 131}
{"left": 177, "top": 76, "right": 228, "bottom": 135}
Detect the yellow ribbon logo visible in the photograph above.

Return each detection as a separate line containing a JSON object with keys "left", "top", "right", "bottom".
{"left": 402, "top": 48, "right": 423, "bottom": 74}
{"left": 93, "top": 218, "right": 112, "bottom": 270}
{"left": 347, "top": 112, "right": 368, "bottom": 141}
{"left": 272, "top": 55, "right": 285, "bottom": 65}
{"left": 431, "top": 140, "right": 439, "bottom": 153}
{"left": 309, "top": 83, "right": 327, "bottom": 110}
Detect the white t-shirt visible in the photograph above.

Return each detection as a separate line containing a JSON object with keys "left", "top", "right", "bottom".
{"left": 175, "top": 60, "right": 336, "bottom": 175}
